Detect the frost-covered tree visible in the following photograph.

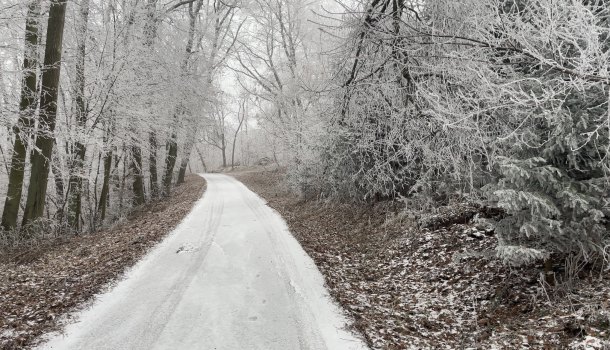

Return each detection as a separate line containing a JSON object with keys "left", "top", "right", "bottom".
{"left": 319, "top": 0, "right": 496, "bottom": 200}
{"left": 21, "top": 0, "right": 69, "bottom": 227}
{"left": 0, "top": 0, "right": 245, "bottom": 235}
{"left": 231, "top": 0, "right": 333, "bottom": 191}
{"left": 1, "top": 0, "right": 42, "bottom": 231}
{"left": 484, "top": 0, "right": 610, "bottom": 265}
{"left": 316, "top": 0, "right": 609, "bottom": 264}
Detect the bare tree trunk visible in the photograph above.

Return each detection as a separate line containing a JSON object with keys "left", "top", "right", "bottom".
{"left": 98, "top": 151, "right": 112, "bottom": 221}
{"left": 176, "top": 148, "right": 191, "bottom": 184}
{"left": 119, "top": 149, "right": 127, "bottom": 212}
{"left": 177, "top": 157, "right": 189, "bottom": 184}
{"left": 231, "top": 99, "right": 247, "bottom": 169}
{"left": 131, "top": 144, "right": 145, "bottom": 206}
{"left": 112, "top": 147, "right": 121, "bottom": 187}
{"left": 176, "top": 124, "right": 197, "bottom": 184}
{"left": 98, "top": 125, "right": 113, "bottom": 223}
{"left": 67, "top": 0, "right": 90, "bottom": 230}
{"left": 162, "top": 132, "right": 177, "bottom": 195}
{"left": 89, "top": 151, "right": 100, "bottom": 229}
{"left": 221, "top": 133, "right": 227, "bottom": 168}
{"left": 51, "top": 147, "right": 65, "bottom": 223}
{"left": 231, "top": 139, "right": 237, "bottom": 169}
{"left": 195, "top": 145, "right": 207, "bottom": 173}
{"left": 148, "top": 131, "right": 159, "bottom": 198}
{"left": 22, "top": 0, "right": 69, "bottom": 227}
{"left": 1, "top": 0, "right": 41, "bottom": 231}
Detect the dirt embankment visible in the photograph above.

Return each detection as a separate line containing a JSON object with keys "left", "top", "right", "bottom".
{"left": 233, "top": 168, "right": 610, "bottom": 350}
{"left": 0, "top": 175, "right": 206, "bottom": 350}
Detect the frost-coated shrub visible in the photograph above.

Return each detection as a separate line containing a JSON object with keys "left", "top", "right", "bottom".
{"left": 484, "top": 0, "right": 610, "bottom": 265}
{"left": 313, "top": 0, "right": 610, "bottom": 266}
{"left": 489, "top": 88, "right": 610, "bottom": 266}
{"left": 317, "top": 0, "right": 494, "bottom": 201}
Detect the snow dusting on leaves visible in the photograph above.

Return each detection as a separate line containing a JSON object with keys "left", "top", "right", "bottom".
{"left": 236, "top": 169, "right": 610, "bottom": 350}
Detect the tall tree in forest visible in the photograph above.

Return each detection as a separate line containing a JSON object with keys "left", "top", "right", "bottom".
{"left": 203, "top": 106, "right": 229, "bottom": 168}
{"left": 231, "top": 95, "right": 247, "bottom": 169}
{"left": 99, "top": 0, "right": 138, "bottom": 217}
{"left": 233, "top": 0, "right": 311, "bottom": 176}
{"left": 162, "top": 0, "right": 203, "bottom": 196}
{"left": 176, "top": 0, "right": 243, "bottom": 183}
{"left": 21, "top": 0, "right": 69, "bottom": 227}
{"left": 145, "top": 0, "right": 160, "bottom": 199}
{"left": 1, "top": 0, "right": 42, "bottom": 231}
{"left": 66, "top": 0, "right": 91, "bottom": 230}
{"left": 129, "top": 0, "right": 158, "bottom": 205}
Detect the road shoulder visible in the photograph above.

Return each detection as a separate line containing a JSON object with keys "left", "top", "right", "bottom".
{"left": 0, "top": 175, "right": 206, "bottom": 350}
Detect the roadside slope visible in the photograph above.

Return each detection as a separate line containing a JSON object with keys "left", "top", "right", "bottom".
{"left": 233, "top": 168, "right": 610, "bottom": 349}
{"left": 0, "top": 175, "right": 206, "bottom": 349}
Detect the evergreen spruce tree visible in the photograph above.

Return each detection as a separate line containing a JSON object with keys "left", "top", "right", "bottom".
{"left": 490, "top": 86, "right": 609, "bottom": 266}
{"left": 488, "top": 0, "right": 610, "bottom": 266}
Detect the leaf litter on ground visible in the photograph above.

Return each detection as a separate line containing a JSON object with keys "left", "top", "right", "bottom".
{"left": 233, "top": 168, "right": 610, "bottom": 350}
{"left": 0, "top": 175, "right": 206, "bottom": 350}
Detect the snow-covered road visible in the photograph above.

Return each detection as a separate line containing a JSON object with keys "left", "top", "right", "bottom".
{"left": 40, "top": 174, "right": 366, "bottom": 350}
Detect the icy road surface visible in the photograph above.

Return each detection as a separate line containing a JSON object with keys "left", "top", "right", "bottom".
{"left": 40, "top": 174, "right": 367, "bottom": 350}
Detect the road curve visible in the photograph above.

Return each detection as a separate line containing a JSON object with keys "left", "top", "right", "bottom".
{"left": 40, "top": 174, "right": 367, "bottom": 350}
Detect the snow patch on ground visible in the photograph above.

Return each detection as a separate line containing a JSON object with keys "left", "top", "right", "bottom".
{"left": 175, "top": 242, "right": 201, "bottom": 254}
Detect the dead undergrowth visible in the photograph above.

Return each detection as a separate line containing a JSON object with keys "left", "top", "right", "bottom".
{"left": 0, "top": 175, "right": 206, "bottom": 350}
{"left": 233, "top": 168, "right": 610, "bottom": 350}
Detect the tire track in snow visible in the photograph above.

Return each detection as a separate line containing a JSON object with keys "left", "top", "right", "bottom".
{"left": 142, "top": 198, "right": 224, "bottom": 346}
{"left": 39, "top": 174, "right": 367, "bottom": 350}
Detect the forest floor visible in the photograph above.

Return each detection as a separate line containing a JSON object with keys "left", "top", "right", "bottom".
{"left": 232, "top": 167, "right": 610, "bottom": 350}
{"left": 0, "top": 175, "right": 206, "bottom": 350}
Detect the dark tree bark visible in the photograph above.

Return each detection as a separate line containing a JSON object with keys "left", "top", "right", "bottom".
{"left": 162, "top": 131, "right": 177, "bottom": 195}
{"left": 177, "top": 157, "right": 189, "bottom": 184}
{"left": 221, "top": 133, "right": 227, "bottom": 168}
{"left": 1, "top": 0, "right": 42, "bottom": 231}
{"left": 195, "top": 145, "right": 207, "bottom": 173}
{"left": 130, "top": 144, "right": 145, "bottom": 206}
{"left": 176, "top": 129, "right": 196, "bottom": 184}
{"left": 98, "top": 125, "right": 113, "bottom": 222}
{"left": 176, "top": 118, "right": 199, "bottom": 185}
{"left": 98, "top": 151, "right": 112, "bottom": 220}
{"left": 231, "top": 99, "right": 246, "bottom": 169}
{"left": 51, "top": 146, "right": 65, "bottom": 222}
{"left": 148, "top": 131, "right": 159, "bottom": 198}
{"left": 22, "top": 0, "right": 69, "bottom": 227}
{"left": 119, "top": 147, "right": 127, "bottom": 212}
